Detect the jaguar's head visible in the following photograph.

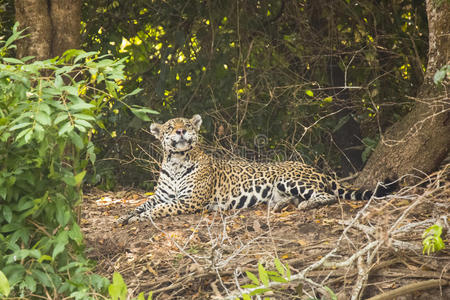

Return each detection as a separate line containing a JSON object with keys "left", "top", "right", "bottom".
{"left": 150, "top": 115, "right": 202, "bottom": 153}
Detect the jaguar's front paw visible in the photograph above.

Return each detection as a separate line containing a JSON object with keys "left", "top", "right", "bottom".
{"left": 126, "top": 215, "right": 141, "bottom": 224}
{"left": 270, "top": 199, "right": 290, "bottom": 212}
{"left": 116, "top": 212, "right": 136, "bottom": 225}
{"left": 296, "top": 200, "right": 319, "bottom": 210}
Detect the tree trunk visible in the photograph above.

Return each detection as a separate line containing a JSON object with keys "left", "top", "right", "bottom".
{"left": 15, "top": 0, "right": 81, "bottom": 59}
{"left": 355, "top": 0, "right": 449, "bottom": 188}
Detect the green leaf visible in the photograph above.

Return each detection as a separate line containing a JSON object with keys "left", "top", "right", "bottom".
{"left": 52, "top": 242, "right": 65, "bottom": 259}
{"left": 87, "top": 141, "right": 96, "bottom": 164}
{"left": 241, "top": 284, "right": 258, "bottom": 289}
{"left": 34, "top": 123, "right": 45, "bottom": 141}
{"left": 68, "top": 223, "right": 83, "bottom": 245}
{"left": 422, "top": 224, "right": 445, "bottom": 255}
{"left": 138, "top": 292, "right": 146, "bottom": 300}
{"left": 324, "top": 286, "right": 337, "bottom": 300}
{"left": 130, "top": 105, "right": 159, "bottom": 121}
{"left": 31, "top": 269, "right": 53, "bottom": 287}
{"left": 15, "top": 128, "right": 32, "bottom": 141}
{"left": 37, "top": 255, "right": 53, "bottom": 263}
{"left": 258, "top": 263, "right": 269, "bottom": 287}
{"left": 69, "top": 131, "right": 84, "bottom": 150}
{"left": 52, "top": 231, "right": 69, "bottom": 258}
{"left": 246, "top": 271, "right": 259, "bottom": 285}
{"left": 1, "top": 264, "right": 25, "bottom": 287}
{"left": 62, "top": 174, "right": 77, "bottom": 186}
{"left": 249, "top": 288, "right": 271, "bottom": 296}
{"left": 35, "top": 111, "right": 51, "bottom": 126}
{"left": 62, "top": 85, "right": 79, "bottom": 96}
{"left": 74, "top": 118, "right": 92, "bottom": 128}
{"left": 268, "top": 276, "right": 288, "bottom": 283}
{"left": 21, "top": 56, "right": 35, "bottom": 62}
{"left": 242, "top": 294, "right": 251, "bottom": 300}
{"left": 108, "top": 272, "right": 128, "bottom": 300}
{"left": 24, "top": 275, "right": 37, "bottom": 293}
{"left": 58, "top": 121, "right": 74, "bottom": 136}
{"left": 74, "top": 170, "right": 86, "bottom": 185}
{"left": 433, "top": 69, "right": 445, "bottom": 84}
{"left": 54, "top": 114, "right": 69, "bottom": 125}
{"left": 89, "top": 274, "right": 110, "bottom": 291}
{"left": 131, "top": 105, "right": 159, "bottom": 115}
{"left": 305, "top": 90, "right": 314, "bottom": 97}
{"left": 9, "top": 122, "right": 32, "bottom": 131}
{"left": 2, "top": 206, "right": 12, "bottom": 223}
{"left": 123, "top": 87, "right": 143, "bottom": 98}
{"left": 106, "top": 80, "right": 118, "bottom": 98}
{"left": 0, "top": 187, "right": 6, "bottom": 200}
{"left": 0, "top": 270, "right": 10, "bottom": 297}
{"left": 70, "top": 102, "right": 95, "bottom": 111}
{"left": 333, "top": 115, "right": 351, "bottom": 133}
{"left": 274, "top": 258, "right": 285, "bottom": 277}
{"left": 5, "top": 22, "right": 25, "bottom": 48}
{"left": 54, "top": 75, "right": 64, "bottom": 88}
{"left": 74, "top": 51, "right": 98, "bottom": 63}
{"left": 75, "top": 124, "right": 87, "bottom": 132}
{"left": 75, "top": 114, "right": 96, "bottom": 121}
{"left": 24, "top": 129, "right": 33, "bottom": 143}
{"left": 285, "top": 263, "right": 291, "bottom": 280}
{"left": 39, "top": 103, "right": 52, "bottom": 115}
{"left": 55, "top": 200, "right": 71, "bottom": 225}
{"left": 2, "top": 57, "right": 24, "bottom": 64}
{"left": 265, "top": 271, "right": 279, "bottom": 276}
{"left": 62, "top": 49, "right": 85, "bottom": 62}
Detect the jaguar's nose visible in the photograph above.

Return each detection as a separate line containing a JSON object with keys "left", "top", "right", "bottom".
{"left": 176, "top": 129, "right": 187, "bottom": 135}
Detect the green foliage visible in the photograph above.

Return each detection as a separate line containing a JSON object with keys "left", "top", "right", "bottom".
{"left": 433, "top": 65, "right": 449, "bottom": 85}
{"left": 240, "top": 258, "right": 290, "bottom": 299}
{"left": 0, "top": 24, "right": 139, "bottom": 298}
{"left": 422, "top": 224, "right": 445, "bottom": 255}
{"left": 108, "top": 272, "right": 128, "bottom": 300}
{"left": 323, "top": 286, "right": 338, "bottom": 300}
{"left": 108, "top": 272, "right": 153, "bottom": 300}
{"left": 239, "top": 259, "right": 337, "bottom": 299}
{"left": 361, "top": 136, "right": 379, "bottom": 163}
{"left": 0, "top": 271, "right": 10, "bottom": 297}
{"left": 0, "top": 2, "right": 432, "bottom": 184}
{"left": 80, "top": 0, "right": 429, "bottom": 183}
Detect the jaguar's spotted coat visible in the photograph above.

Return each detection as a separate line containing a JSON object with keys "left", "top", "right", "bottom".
{"left": 118, "top": 115, "right": 390, "bottom": 224}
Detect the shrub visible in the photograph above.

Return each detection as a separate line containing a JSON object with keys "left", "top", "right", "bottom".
{"left": 0, "top": 23, "right": 144, "bottom": 298}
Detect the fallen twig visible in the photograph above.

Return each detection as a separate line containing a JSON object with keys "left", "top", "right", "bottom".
{"left": 366, "top": 279, "right": 449, "bottom": 300}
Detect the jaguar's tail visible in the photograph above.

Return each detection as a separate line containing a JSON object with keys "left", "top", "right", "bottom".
{"left": 333, "top": 178, "right": 396, "bottom": 201}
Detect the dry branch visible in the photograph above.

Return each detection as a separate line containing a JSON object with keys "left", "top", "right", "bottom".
{"left": 81, "top": 165, "right": 449, "bottom": 299}
{"left": 366, "top": 279, "right": 449, "bottom": 300}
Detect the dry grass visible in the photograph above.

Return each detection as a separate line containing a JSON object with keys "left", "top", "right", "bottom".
{"left": 81, "top": 166, "right": 449, "bottom": 299}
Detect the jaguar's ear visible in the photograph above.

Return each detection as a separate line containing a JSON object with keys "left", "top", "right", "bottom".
{"left": 190, "top": 114, "right": 202, "bottom": 131}
{"left": 150, "top": 123, "right": 162, "bottom": 139}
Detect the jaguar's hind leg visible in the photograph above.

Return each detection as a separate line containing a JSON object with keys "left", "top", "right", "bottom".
{"left": 271, "top": 179, "right": 338, "bottom": 211}
{"left": 268, "top": 187, "right": 295, "bottom": 212}
{"left": 295, "top": 192, "right": 337, "bottom": 210}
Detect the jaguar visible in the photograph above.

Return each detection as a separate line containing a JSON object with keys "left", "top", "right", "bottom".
{"left": 118, "top": 115, "right": 390, "bottom": 224}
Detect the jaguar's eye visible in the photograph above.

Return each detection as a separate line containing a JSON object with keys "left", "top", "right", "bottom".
{"left": 185, "top": 124, "right": 192, "bottom": 129}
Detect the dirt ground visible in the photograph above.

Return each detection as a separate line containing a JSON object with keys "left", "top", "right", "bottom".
{"left": 81, "top": 170, "right": 450, "bottom": 300}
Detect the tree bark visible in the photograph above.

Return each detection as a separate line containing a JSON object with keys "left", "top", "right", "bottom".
{"left": 15, "top": 0, "right": 81, "bottom": 59}
{"left": 355, "top": 0, "right": 449, "bottom": 188}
